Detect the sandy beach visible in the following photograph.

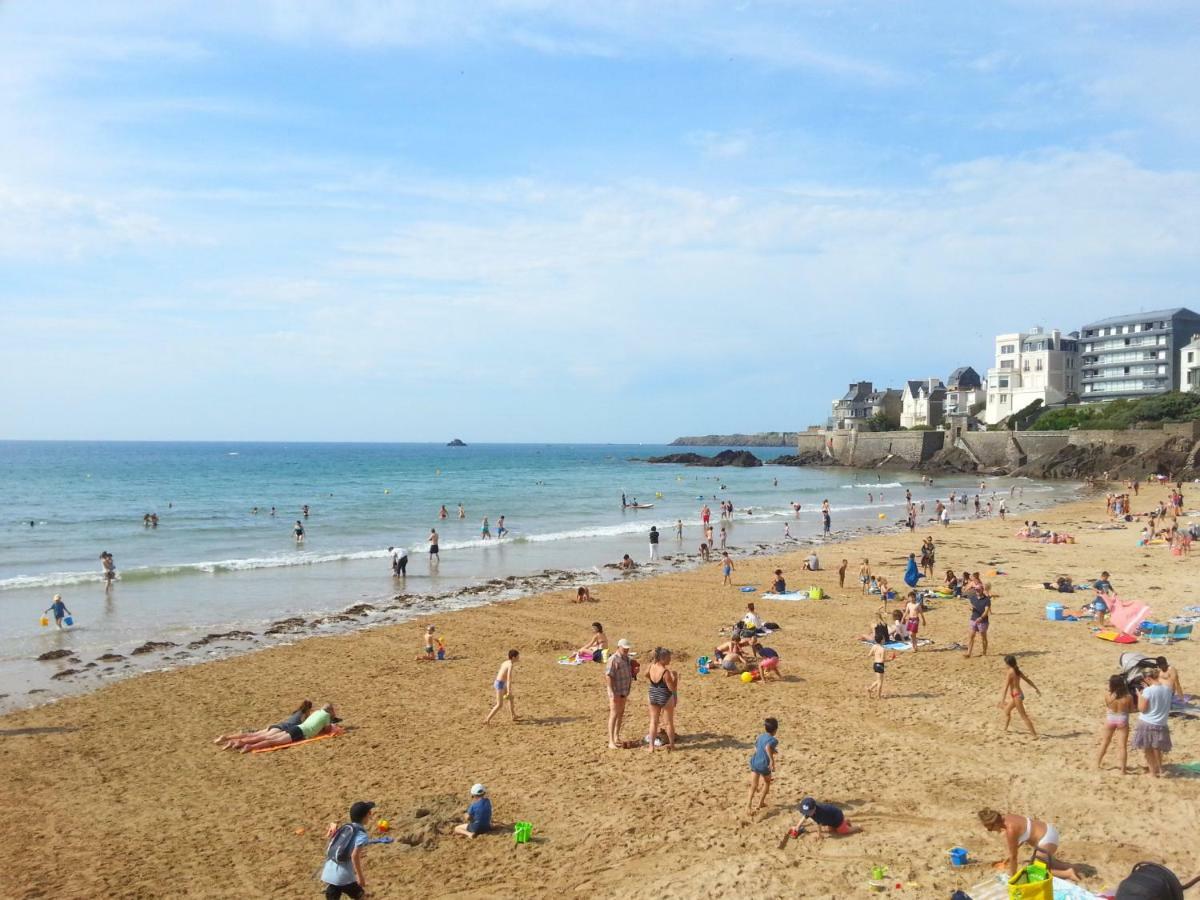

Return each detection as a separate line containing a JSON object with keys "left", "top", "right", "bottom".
{"left": 2, "top": 486, "right": 1198, "bottom": 898}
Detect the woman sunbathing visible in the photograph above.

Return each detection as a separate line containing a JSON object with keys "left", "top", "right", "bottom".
{"left": 577, "top": 622, "right": 608, "bottom": 660}
{"left": 213, "top": 700, "right": 312, "bottom": 748}
{"left": 222, "top": 704, "right": 340, "bottom": 752}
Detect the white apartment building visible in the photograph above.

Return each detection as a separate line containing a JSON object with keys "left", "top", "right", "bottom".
{"left": 1181, "top": 335, "right": 1200, "bottom": 392}
{"left": 983, "top": 327, "right": 1080, "bottom": 425}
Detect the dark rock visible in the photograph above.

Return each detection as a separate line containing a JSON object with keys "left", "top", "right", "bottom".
{"left": 643, "top": 450, "right": 763, "bottom": 467}
{"left": 446, "top": 438, "right": 467, "bottom": 447}
{"left": 769, "top": 451, "right": 829, "bottom": 467}
{"left": 51, "top": 668, "right": 82, "bottom": 680}
{"left": 130, "top": 641, "right": 177, "bottom": 656}
{"left": 188, "top": 630, "right": 257, "bottom": 649}
{"left": 96, "top": 653, "right": 125, "bottom": 663}
{"left": 264, "top": 617, "right": 307, "bottom": 635}
{"left": 36, "top": 649, "right": 73, "bottom": 661}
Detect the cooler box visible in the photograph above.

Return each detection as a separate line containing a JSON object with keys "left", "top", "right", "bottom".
{"left": 1045, "top": 603, "right": 1064, "bottom": 621}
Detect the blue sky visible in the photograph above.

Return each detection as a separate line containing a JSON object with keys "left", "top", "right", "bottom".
{"left": 2, "top": 1, "right": 1199, "bottom": 442}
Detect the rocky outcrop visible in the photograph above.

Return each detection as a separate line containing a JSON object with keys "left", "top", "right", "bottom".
{"left": 921, "top": 446, "right": 984, "bottom": 474}
{"left": 643, "top": 450, "right": 763, "bottom": 467}
{"left": 669, "top": 433, "right": 800, "bottom": 447}
{"left": 446, "top": 439, "right": 467, "bottom": 447}
{"left": 767, "top": 450, "right": 829, "bottom": 467}
{"left": 1012, "top": 436, "right": 1196, "bottom": 480}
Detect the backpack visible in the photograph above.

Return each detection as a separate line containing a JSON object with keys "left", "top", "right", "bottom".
{"left": 1116, "top": 862, "right": 1200, "bottom": 900}
{"left": 326, "top": 823, "right": 364, "bottom": 864}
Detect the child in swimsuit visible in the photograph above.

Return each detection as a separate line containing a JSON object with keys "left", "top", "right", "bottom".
{"left": 721, "top": 552, "right": 734, "bottom": 585}
{"left": 867, "top": 638, "right": 887, "bottom": 699}
{"left": 1000, "top": 655, "right": 1040, "bottom": 737}
{"left": 1097, "top": 674, "right": 1133, "bottom": 774}
{"left": 484, "top": 650, "right": 519, "bottom": 725}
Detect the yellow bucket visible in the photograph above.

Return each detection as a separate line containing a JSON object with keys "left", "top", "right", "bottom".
{"left": 1008, "top": 862, "right": 1052, "bottom": 900}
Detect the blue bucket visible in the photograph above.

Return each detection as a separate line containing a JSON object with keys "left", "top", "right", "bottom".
{"left": 64, "top": 616, "right": 74, "bottom": 627}
{"left": 1045, "top": 604, "right": 1064, "bottom": 621}
{"left": 949, "top": 847, "right": 968, "bottom": 866}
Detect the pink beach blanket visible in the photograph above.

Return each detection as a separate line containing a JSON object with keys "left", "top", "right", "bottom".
{"left": 1109, "top": 597, "right": 1152, "bottom": 636}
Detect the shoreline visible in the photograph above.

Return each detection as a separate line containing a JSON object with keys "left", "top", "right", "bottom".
{"left": 7, "top": 484, "right": 1084, "bottom": 713}
{"left": 3, "top": 486, "right": 1196, "bottom": 896}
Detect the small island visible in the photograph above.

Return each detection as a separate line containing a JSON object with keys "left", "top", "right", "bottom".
{"left": 640, "top": 450, "right": 763, "bottom": 468}
{"left": 446, "top": 438, "right": 467, "bottom": 447}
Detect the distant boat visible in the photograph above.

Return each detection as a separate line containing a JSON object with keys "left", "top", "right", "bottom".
{"left": 447, "top": 438, "right": 467, "bottom": 447}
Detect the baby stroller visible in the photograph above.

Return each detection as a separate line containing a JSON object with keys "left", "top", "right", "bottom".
{"left": 1120, "top": 652, "right": 1160, "bottom": 696}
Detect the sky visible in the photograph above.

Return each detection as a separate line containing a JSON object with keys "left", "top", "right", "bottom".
{"left": 2, "top": 0, "right": 1199, "bottom": 442}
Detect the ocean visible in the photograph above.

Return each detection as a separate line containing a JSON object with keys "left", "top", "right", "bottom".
{"left": 0, "top": 441, "right": 1079, "bottom": 708}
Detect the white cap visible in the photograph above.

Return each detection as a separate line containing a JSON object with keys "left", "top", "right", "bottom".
{"left": 470, "top": 783, "right": 486, "bottom": 796}
{"left": 53, "top": 593, "right": 62, "bottom": 602}
{"left": 617, "top": 638, "right": 633, "bottom": 650}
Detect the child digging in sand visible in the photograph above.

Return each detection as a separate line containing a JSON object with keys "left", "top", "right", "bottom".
{"left": 414, "top": 625, "right": 443, "bottom": 661}
{"left": 747, "top": 717, "right": 779, "bottom": 811}
{"left": 789, "top": 797, "right": 862, "bottom": 841}
{"left": 484, "top": 650, "right": 519, "bottom": 724}
{"left": 1097, "top": 674, "right": 1133, "bottom": 774}
{"left": 1000, "top": 655, "right": 1040, "bottom": 737}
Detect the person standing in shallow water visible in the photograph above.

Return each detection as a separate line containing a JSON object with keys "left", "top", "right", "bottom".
{"left": 428, "top": 528, "right": 440, "bottom": 567}
{"left": 648, "top": 525, "right": 660, "bottom": 562}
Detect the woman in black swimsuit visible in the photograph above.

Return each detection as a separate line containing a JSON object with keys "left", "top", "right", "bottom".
{"left": 645, "top": 648, "right": 678, "bottom": 752}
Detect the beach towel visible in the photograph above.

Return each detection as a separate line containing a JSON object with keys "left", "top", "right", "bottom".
{"left": 739, "top": 586, "right": 757, "bottom": 592}
{"left": 762, "top": 591, "right": 809, "bottom": 601}
{"left": 859, "top": 639, "right": 932, "bottom": 651}
{"left": 252, "top": 725, "right": 344, "bottom": 754}
{"left": 903, "top": 558, "right": 922, "bottom": 588}
{"left": 557, "top": 654, "right": 587, "bottom": 666}
{"left": 1109, "top": 597, "right": 1152, "bottom": 636}
{"left": 966, "top": 875, "right": 1101, "bottom": 900}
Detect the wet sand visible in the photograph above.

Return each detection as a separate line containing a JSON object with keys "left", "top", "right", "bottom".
{"left": 1, "top": 487, "right": 1197, "bottom": 898}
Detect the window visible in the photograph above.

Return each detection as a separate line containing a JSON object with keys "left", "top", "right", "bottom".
{"left": 999, "top": 394, "right": 1008, "bottom": 403}
{"left": 1022, "top": 360, "right": 1029, "bottom": 371}
{"left": 1000, "top": 344, "right": 1015, "bottom": 354}
{"left": 1066, "top": 376, "right": 1073, "bottom": 390}
{"left": 1035, "top": 359, "right": 1043, "bottom": 371}
{"left": 1189, "top": 352, "right": 1195, "bottom": 364}
{"left": 1001, "top": 360, "right": 1013, "bottom": 369}
{"left": 998, "top": 378, "right": 1009, "bottom": 388}
{"left": 1067, "top": 357, "right": 1073, "bottom": 368}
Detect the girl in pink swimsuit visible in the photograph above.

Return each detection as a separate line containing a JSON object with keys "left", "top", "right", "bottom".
{"left": 1097, "top": 674, "right": 1133, "bottom": 774}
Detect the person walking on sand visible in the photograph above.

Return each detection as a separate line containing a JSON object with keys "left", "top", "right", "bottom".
{"left": 1097, "top": 674, "right": 1134, "bottom": 774}
{"left": 859, "top": 559, "right": 871, "bottom": 594}
{"left": 321, "top": 800, "right": 374, "bottom": 899}
{"left": 867, "top": 637, "right": 887, "bottom": 699}
{"left": 484, "top": 650, "right": 519, "bottom": 724}
{"left": 648, "top": 525, "right": 660, "bottom": 562}
{"left": 1132, "top": 667, "right": 1173, "bottom": 777}
{"left": 1000, "top": 655, "right": 1040, "bottom": 737}
{"left": 963, "top": 585, "right": 991, "bottom": 658}
{"left": 720, "top": 551, "right": 735, "bottom": 585}
{"left": 747, "top": 717, "right": 779, "bottom": 811}
{"left": 606, "top": 639, "right": 634, "bottom": 749}
{"left": 645, "top": 647, "right": 677, "bottom": 752}
{"left": 719, "top": 525, "right": 727, "bottom": 550}
{"left": 428, "top": 528, "right": 440, "bottom": 566}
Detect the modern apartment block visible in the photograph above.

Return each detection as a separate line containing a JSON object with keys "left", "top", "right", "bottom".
{"left": 1079, "top": 308, "right": 1200, "bottom": 400}
{"left": 1181, "top": 335, "right": 1200, "bottom": 392}
{"left": 983, "top": 327, "right": 1079, "bottom": 425}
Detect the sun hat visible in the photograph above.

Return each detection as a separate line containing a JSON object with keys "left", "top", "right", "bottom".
{"left": 617, "top": 639, "right": 633, "bottom": 650}
{"left": 470, "top": 784, "right": 487, "bottom": 796}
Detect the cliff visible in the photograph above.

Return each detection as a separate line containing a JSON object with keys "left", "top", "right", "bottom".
{"left": 669, "top": 432, "right": 801, "bottom": 447}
